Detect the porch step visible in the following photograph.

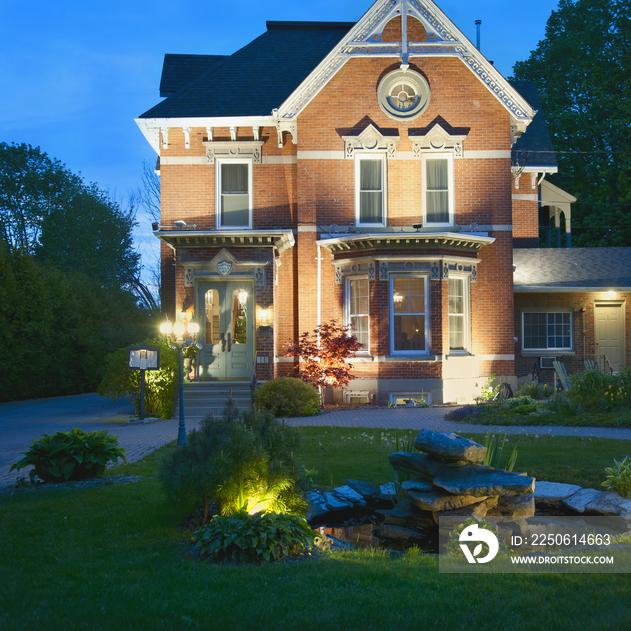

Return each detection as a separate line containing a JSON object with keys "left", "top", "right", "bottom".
{"left": 177, "top": 381, "right": 253, "bottom": 419}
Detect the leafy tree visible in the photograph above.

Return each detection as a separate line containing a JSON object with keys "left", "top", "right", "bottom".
{"left": 0, "top": 142, "right": 141, "bottom": 286}
{"left": 284, "top": 320, "right": 364, "bottom": 402}
{"left": 511, "top": 0, "right": 631, "bottom": 246}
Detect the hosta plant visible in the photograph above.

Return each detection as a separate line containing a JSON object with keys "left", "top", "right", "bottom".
{"left": 191, "top": 510, "right": 318, "bottom": 563}
{"left": 602, "top": 457, "right": 631, "bottom": 498}
{"left": 9, "top": 428, "right": 127, "bottom": 482}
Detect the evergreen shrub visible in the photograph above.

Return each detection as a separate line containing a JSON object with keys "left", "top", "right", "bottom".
{"left": 254, "top": 377, "right": 320, "bottom": 417}
{"left": 159, "top": 401, "right": 308, "bottom": 523}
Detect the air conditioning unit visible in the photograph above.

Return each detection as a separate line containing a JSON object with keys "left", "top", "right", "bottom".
{"left": 540, "top": 356, "right": 556, "bottom": 369}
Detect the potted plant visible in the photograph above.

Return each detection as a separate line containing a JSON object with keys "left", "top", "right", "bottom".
{"left": 183, "top": 344, "right": 199, "bottom": 381}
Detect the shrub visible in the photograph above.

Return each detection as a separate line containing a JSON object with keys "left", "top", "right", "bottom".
{"left": 9, "top": 428, "right": 127, "bottom": 482}
{"left": 516, "top": 382, "right": 552, "bottom": 399}
{"left": 570, "top": 367, "right": 630, "bottom": 411}
{"left": 254, "top": 377, "right": 320, "bottom": 417}
{"left": 159, "top": 401, "right": 308, "bottom": 523}
{"left": 98, "top": 337, "right": 178, "bottom": 419}
{"left": 547, "top": 393, "right": 580, "bottom": 417}
{"left": 191, "top": 510, "right": 318, "bottom": 563}
{"left": 506, "top": 396, "right": 536, "bottom": 409}
{"left": 602, "top": 457, "right": 631, "bottom": 498}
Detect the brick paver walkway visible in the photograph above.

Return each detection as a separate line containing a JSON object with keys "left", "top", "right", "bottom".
{"left": 2, "top": 396, "right": 630, "bottom": 486}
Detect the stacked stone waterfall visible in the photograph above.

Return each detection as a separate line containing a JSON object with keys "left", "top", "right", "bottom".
{"left": 381, "top": 430, "right": 535, "bottom": 537}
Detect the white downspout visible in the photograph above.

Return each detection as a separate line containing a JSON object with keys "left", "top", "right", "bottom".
{"left": 316, "top": 245, "right": 322, "bottom": 346}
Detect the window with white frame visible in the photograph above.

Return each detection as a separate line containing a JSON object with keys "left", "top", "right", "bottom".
{"left": 355, "top": 154, "right": 386, "bottom": 227}
{"left": 216, "top": 159, "right": 252, "bottom": 229}
{"left": 448, "top": 276, "right": 470, "bottom": 353}
{"left": 390, "top": 275, "right": 428, "bottom": 355}
{"left": 422, "top": 153, "right": 454, "bottom": 226}
{"left": 345, "top": 277, "right": 369, "bottom": 353}
{"left": 522, "top": 311, "right": 572, "bottom": 350}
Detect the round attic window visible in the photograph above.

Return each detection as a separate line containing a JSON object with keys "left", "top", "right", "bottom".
{"left": 377, "top": 69, "right": 430, "bottom": 120}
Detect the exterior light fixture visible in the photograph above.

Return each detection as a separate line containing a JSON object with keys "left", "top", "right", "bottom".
{"left": 237, "top": 290, "right": 248, "bottom": 307}
{"left": 258, "top": 304, "right": 272, "bottom": 338}
{"left": 160, "top": 314, "right": 202, "bottom": 446}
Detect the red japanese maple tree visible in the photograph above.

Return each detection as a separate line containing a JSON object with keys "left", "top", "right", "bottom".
{"left": 284, "top": 320, "right": 364, "bottom": 399}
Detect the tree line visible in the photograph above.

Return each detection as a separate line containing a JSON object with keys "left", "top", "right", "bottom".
{"left": 0, "top": 142, "right": 154, "bottom": 402}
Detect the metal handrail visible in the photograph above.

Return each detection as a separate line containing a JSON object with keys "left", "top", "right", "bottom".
{"left": 250, "top": 358, "right": 257, "bottom": 410}
{"left": 603, "top": 354, "right": 614, "bottom": 374}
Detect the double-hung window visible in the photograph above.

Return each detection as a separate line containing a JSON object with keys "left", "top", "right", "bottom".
{"left": 522, "top": 311, "right": 572, "bottom": 351}
{"left": 448, "top": 276, "right": 470, "bottom": 353}
{"left": 345, "top": 277, "right": 369, "bottom": 353}
{"left": 355, "top": 154, "right": 386, "bottom": 227}
{"left": 390, "top": 275, "right": 428, "bottom": 355}
{"left": 216, "top": 159, "right": 252, "bottom": 229}
{"left": 422, "top": 152, "right": 454, "bottom": 227}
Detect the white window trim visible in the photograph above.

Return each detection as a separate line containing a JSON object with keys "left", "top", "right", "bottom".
{"left": 521, "top": 308, "right": 573, "bottom": 352}
{"left": 422, "top": 152, "right": 454, "bottom": 228}
{"left": 389, "top": 392, "right": 432, "bottom": 406}
{"left": 389, "top": 273, "right": 429, "bottom": 356}
{"left": 448, "top": 274, "right": 471, "bottom": 355}
{"left": 215, "top": 158, "right": 253, "bottom": 230}
{"left": 344, "top": 275, "right": 370, "bottom": 355}
{"left": 343, "top": 390, "right": 370, "bottom": 403}
{"left": 355, "top": 153, "right": 387, "bottom": 228}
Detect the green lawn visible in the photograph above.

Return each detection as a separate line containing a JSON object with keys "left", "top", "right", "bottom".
{"left": 1, "top": 428, "right": 631, "bottom": 630}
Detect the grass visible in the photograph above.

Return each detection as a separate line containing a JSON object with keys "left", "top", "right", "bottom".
{"left": 447, "top": 401, "right": 631, "bottom": 428}
{"left": 2, "top": 428, "right": 631, "bottom": 630}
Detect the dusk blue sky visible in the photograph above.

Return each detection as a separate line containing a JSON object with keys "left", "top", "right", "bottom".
{"left": 1, "top": 0, "right": 561, "bottom": 268}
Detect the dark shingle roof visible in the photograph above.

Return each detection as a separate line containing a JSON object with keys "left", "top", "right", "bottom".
{"left": 140, "top": 22, "right": 354, "bottom": 119}
{"left": 513, "top": 248, "right": 631, "bottom": 289}
{"left": 509, "top": 81, "right": 557, "bottom": 169}
{"left": 159, "top": 54, "right": 228, "bottom": 97}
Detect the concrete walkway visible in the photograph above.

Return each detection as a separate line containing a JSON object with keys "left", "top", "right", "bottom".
{"left": 0, "top": 393, "right": 206, "bottom": 486}
{"left": 284, "top": 406, "right": 631, "bottom": 440}
{"left": 2, "top": 395, "right": 630, "bottom": 486}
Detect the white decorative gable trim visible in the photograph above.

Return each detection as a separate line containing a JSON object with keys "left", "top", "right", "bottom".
{"left": 341, "top": 124, "right": 400, "bottom": 159}
{"left": 203, "top": 140, "right": 264, "bottom": 164}
{"left": 277, "top": 0, "right": 534, "bottom": 133}
{"left": 409, "top": 123, "right": 468, "bottom": 158}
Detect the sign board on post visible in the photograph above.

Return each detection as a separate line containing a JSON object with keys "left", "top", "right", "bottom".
{"left": 127, "top": 343, "right": 161, "bottom": 420}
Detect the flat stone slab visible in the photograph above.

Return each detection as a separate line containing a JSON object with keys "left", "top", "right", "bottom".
{"left": 402, "top": 478, "right": 434, "bottom": 493}
{"left": 322, "top": 491, "right": 353, "bottom": 511}
{"left": 407, "top": 489, "right": 487, "bottom": 512}
{"left": 376, "top": 499, "right": 435, "bottom": 527}
{"left": 585, "top": 491, "right": 628, "bottom": 516}
{"left": 389, "top": 452, "right": 457, "bottom": 481}
{"left": 487, "top": 494, "right": 535, "bottom": 518}
{"left": 345, "top": 479, "right": 380, "bottom": 501}
{"left": 433, "top": 466, "right": 535, "bottom": 498}
{"left": 414, "top": 429, "right": 487, "bottom": 464}
{"left": 332, "top": 485, "right": 366, "bottom": 505}
{"left": 373, "top": 524, "right": 427, "bottom": 543}
{"left": 533, "top": 481, "right": 582, "bottom": 505}
{"left": 433, "top": 499, "right": 489, "bottom": 522}
{"left": 380, "top": 482, "right": 396, "bottom": 501}
{"left": 563, "top": 488, "right": 602, "bottom": 513}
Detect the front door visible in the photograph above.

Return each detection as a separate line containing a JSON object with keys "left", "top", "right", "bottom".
{"left": 595, "top": 303, "right": 625, "bottom": 372}
{"left": 197, "top": 281, "right": 254, "bottom": 380}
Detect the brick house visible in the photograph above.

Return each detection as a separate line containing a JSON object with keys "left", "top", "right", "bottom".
{"left": 136, "top": 0, "right": 621, "bottom": 404}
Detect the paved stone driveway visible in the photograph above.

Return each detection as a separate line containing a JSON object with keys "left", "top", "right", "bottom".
{"left": 2, "top": 395, "right": 630, "bottom": 486}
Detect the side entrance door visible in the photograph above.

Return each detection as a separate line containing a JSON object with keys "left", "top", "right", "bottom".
{"left": 197, "top": 280, "right": 254, "bottom": 380}
{"left": 594, "top": 303, "right": 625, "bottom": 372}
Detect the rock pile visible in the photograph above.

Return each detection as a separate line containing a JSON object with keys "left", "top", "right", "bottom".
{"left": 374, "top": 430, "right": 536, "bottom": 542}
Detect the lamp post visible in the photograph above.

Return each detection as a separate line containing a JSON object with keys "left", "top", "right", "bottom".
{"left": 160, "top": 315, "right": 201, "bottom": 446}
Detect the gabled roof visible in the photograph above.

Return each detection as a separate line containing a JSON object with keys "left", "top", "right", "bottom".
{"left": 510, "top": 81, "right": 557, "bottom": 169}
{"left": 513, "top": 248, "right": 631, "bottom": 291}
{"left": 159, "top": 54, "right": 228, "bottom": 97}
{"left": 140, "top": 22, "right": 353, "bottom": 119}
